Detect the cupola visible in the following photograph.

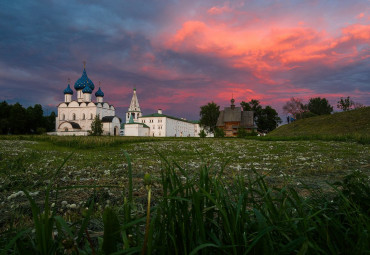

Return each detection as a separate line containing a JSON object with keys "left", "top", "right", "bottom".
{"left": 95, "top": 85, "right": 104, "bottom": 103}
{"left": 64, "top": 79, "right": 73, "bottom": 103}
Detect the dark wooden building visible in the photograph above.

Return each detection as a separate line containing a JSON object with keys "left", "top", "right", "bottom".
{"left": 216, "top": 98, "right": 256, "bottom": 137}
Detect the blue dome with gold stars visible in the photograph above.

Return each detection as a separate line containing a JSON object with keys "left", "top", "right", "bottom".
{"left": 63, "top": 84, "right": 73, "bottom": 95}
{"left": 95, "top": 87, "right": 104, "bottom": 97}
{"left": 82, "top": 85, "right": 92, "bottom": 94}
{"left": 74, "top": 66, "right": 95, "bottom": 91}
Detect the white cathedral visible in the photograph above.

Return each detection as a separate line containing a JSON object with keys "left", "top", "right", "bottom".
{"left": 55, "top": 64, "right": 120, "bottom": 136}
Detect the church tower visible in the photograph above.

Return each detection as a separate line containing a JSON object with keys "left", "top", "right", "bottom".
{"left": 126, "top": 88, "right": 142, "bottom": 123}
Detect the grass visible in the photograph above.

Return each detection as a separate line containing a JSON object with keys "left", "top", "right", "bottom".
{"left": 1, "top": 150, "right": 369, "bottom": 254}
{"left": 268, "top": 107, "right": 370, "bottom": 144}
{"left": 0, "top": 135, "right": 369, "bottom": 253}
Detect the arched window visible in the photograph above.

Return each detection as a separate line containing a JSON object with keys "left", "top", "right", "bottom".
{"left": 62, "top": 114, "right": 65, "bottom": 120}
{"left": 64, "top": 128, "right": 68, "bottom": 132}
{"left": 132, "top": 113, "right": 135, "bottom": 119}
{"left": 90, "top": 113, "right": 93, "bottom": 119}
{"left": 82, "top": 113, "right": 85, "bottom": 120}
{"left": 127, "top": 113, "right": 129, "bottom": 118}
{"left": 72, "top": 113, "right": 76, "bottom": 120}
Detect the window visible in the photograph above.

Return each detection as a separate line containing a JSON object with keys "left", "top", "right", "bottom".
{"left": 82, "top": 113, "right": 85, "bottom": 120}
{"left": 72, "top": 113, "right": 76, "bottom": 120}
{"left": 62, "top": 114, "right": 65, "bottom": 120}
{"left": 132, "top": 113, "right": 135, "bottom": 119}
{"left": 91, "top": 113, "right": 93, "bottom": 119}
{"left": 64, "top": 128, "right": 68, "bottom": 131}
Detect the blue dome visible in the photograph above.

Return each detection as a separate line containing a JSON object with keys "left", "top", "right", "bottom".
{"left": 74, "top": 68, "right": 95, "bottom": 91}
{"left": 63, "top": 84, "right": 73, "bottom": 95}
{"left": 95, "top": 87, "right": 104, "bottom": 97}
{"left": 82, "top": 85, "right": 92, "bottom": 94}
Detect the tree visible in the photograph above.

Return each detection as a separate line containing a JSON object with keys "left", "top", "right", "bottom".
{"left": 199, "top": 102, "right": 220, "bottom": 134}
{"left": 0, "top": 101, "right": 11, "bottom": 134}
{"left": 307, "top": 97, "right": 333, "bottom": 115}
{"left": 9, "top": 103, "right": 27, "bottom": 134}
{"left": 283, "top": 97, "right": 306, "bottom": 119}
{"left": 45, "top": 112, "right": 56, "bottom": 132}
{"left": 241, "top": 99, "right": 262, "bottom": 122}
{"left": 337, "top": 96, "right": 354, "bottom": 111}
{"left": 90, "top": 115, "right": 103, "bottom": 136}
{"left": 26, "top": 104, "right": 45, "bottom": 133}
{"left": 241, "top": 100, "right": 281, "bottom": 132}
{"left": 257, "top": 106, "right": 282, "bottom": 132}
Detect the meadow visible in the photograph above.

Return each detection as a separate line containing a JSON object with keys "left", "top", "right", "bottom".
{"left": 0, "top": 135, "right": 369, "bottom": 254}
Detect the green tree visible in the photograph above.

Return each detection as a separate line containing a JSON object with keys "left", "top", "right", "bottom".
{"left": 26, "top": 104, "right": 45, "bottom": 133}
{"left": 199, "top": 102, "right": 220, "bottom": 134}
{"left": 0, "top": 101, "right": 11, "bottom": 134}
{"left": 337, "top": 96, "right": 354, "bottom": 111}
{"left": 241, "top": 99, "right": 262, "bottom": 122}
{"left": 257, "top": 106, "right": 282, "bottom": 132}
{"left": 308, "top": 97, "right": 333, "bottom": 115}
{"left": 45, "top": 111, "right": 56, "bottom": 132}
{"left": 9, "top": 103, "right": 27, "bottom": 134}
{"left": 241, "top": 100, "right": 281, "bottom": 132}
{"left": 90, "top": 115, "right": 103, "bottom": 136}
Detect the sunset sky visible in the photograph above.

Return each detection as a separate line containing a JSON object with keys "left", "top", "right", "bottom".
{"left": 1, "top": 0, "right": 369, "bottom": 121}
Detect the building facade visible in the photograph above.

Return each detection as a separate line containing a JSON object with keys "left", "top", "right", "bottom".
{"left": 123, "top": 90, "right": 204, "bottom": 137}
{"left": 54, "top": 64, "right": 120, "bottom": 136}
{"left": 216, "top": 98, "right": 256, "bottom": 137}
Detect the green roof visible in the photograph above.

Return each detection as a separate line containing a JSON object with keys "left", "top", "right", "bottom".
{"left": 141, "top": 113, "right": 199, "bottom": 124}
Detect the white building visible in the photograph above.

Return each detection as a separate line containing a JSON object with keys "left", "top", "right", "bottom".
{"left": 123, "top": 89, "right": 205, "bottom": 137}
{"left": 54, "top": 64, "right": 120, "bottom": 136}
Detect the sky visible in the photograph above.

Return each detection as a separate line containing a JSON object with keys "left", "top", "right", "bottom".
{"left": 0, "top": 0, "right": 369, "bottom": 121}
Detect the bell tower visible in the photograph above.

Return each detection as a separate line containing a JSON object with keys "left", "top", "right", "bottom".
{"left": 126, "top": 88, "right": 142, "bottom": 123}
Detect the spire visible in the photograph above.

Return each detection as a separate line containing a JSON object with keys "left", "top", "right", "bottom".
{"left": 83, "top": 60, "right": 86, "bottom": 69}
{"left": 231, "top": 95, "right": 235, "bottom": 109}
{"left": 128, "top": 88, "right": 141, "bottom": 112}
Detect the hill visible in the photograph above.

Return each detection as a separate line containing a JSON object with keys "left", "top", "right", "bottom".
{"left": 268, "top": 107, "right": 370, "bottom": 137}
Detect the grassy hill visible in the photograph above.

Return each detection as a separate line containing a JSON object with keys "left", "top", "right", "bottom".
{"left": 268, "top": 107, "right": 370, "bottom": 139}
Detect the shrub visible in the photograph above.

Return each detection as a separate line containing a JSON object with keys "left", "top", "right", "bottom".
{"left": 214, "top": 127, "right": 225, "bottom": 138}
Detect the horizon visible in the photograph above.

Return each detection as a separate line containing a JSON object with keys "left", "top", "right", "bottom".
{"left": 1, "top": 1, "right": 369, "bottom": 122}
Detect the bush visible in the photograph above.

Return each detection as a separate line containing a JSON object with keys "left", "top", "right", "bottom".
{"left": 36, "top": 127, "right": 46, "bottom": 134}
{"left": 214, "top": 127, "right": 225, "bottom": 138}
{"left": 199, "top": 129, "right": 206, "bottom": 138}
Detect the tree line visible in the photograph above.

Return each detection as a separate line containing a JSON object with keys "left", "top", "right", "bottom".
{"left": 0, "top": 101, "right": 56, "bottom": 134}
{"left": 283, "top": 96, "right": 365, "bottom": 121}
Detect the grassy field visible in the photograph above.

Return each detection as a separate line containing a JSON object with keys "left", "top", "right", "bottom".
{"left": 0, "top": 135, "right": 369, "bottom": 254}
{"left": 268, "top": 107, "right": 370, "bottom": 144}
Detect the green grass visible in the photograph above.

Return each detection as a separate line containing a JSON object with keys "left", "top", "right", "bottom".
{"left": 1, "top": 151, "right": 369, "bottom": 254}
{"left": 0, "top": 135, "right": 369, "bottom": 254}
{"left": 267, "top": 107, "right": 370, "bottom": 144}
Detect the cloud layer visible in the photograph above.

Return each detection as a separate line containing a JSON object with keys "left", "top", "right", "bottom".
{"left": 0, "top": 0, "right": 369, "bottom": 120}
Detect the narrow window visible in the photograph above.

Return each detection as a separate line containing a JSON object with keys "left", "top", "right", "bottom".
{"left": 82, "top": 113, "right": 85, "bottom": 120}
{"left": 72, "top": 113, "right": 76, "bottom": 120}
{"left": 91, "top": 113, "right": 93, "bottom": 119}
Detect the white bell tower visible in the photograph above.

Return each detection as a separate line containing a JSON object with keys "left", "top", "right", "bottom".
{"left": 126, "top": 88, "right": 142, "bottom": 123}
